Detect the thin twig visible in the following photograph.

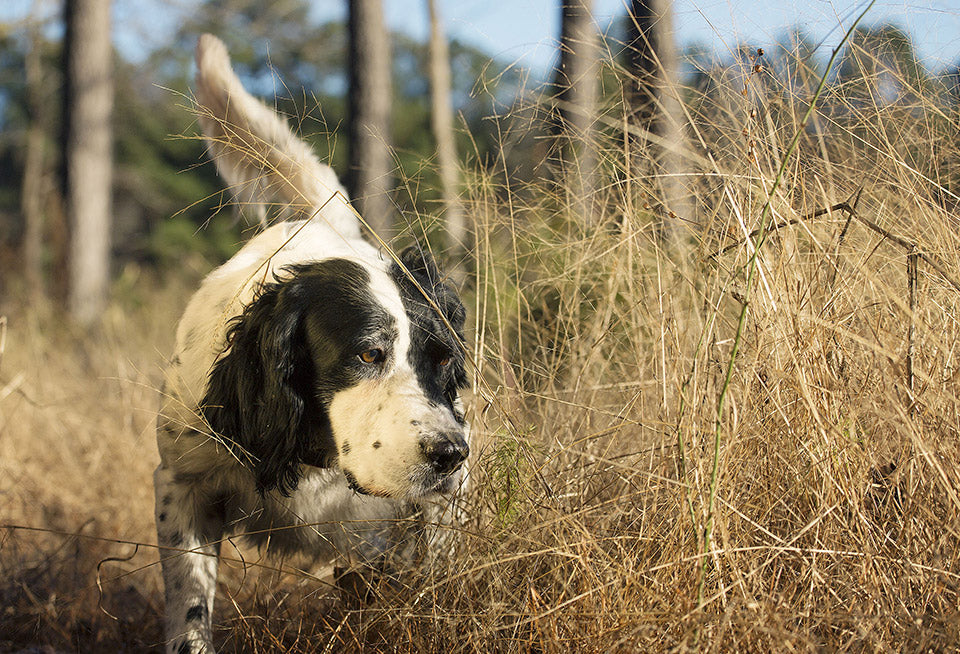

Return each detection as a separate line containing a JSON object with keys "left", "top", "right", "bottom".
{"left": 710, "top": 199, "right": 854, "bottom": 260}
{"left": 850, "top": 212, "right": 960, "bottom": 295}
{"left": 710, "top": 184, "right": 960, "bottom": 296}
{"left": 836, "top": 184, "right": 864, "bottom": 249}
{"left": 827, "top": 185, "right": 863, "bottom": 286}
{"left": 96, "top": 544, "right": 140, "bottom": 620}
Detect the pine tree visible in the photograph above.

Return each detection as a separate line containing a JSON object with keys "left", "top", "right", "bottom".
{"left": 64, "top": 0, "right": 114, "bottom": 326}
{"left": 347, "top": 0, "right": 394, "bottom": 238}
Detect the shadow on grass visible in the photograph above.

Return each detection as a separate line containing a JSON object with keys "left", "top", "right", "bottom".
{"left": 0, "top": 527, "right": 164, "bottom": 653}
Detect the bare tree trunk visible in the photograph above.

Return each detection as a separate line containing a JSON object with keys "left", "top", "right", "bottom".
{"left": 427, "top": 0, "right": 467, "bottom": 281}
{"left": 22, "top": 12, "right": 47, "bottom": 296}
{"left": 556, "top": 0, "right": 599, "bottom": 224}
{"left": 347, "top": 0, "right": 394, "bottom": 239}
{"left": 626, "top": 0, "right": 690, "bottom": 246}
{"left": 64, "top": 0, "right": 113, "bottom": 326}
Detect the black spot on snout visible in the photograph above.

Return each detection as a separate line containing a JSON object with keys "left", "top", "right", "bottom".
{"left": 342, "top": 441, "right": 351, "bottom": 455}
{"left": 158, "top": 512, "right": 167, "bottom": 522}
{"left": 344, "top": 469, "right": 371, "bottom": 495}
{"left": 372, "top": 440, "right": 381, "bottom": 449}
{"left": 186, "top": 603, "right": 207, "bottom": 623}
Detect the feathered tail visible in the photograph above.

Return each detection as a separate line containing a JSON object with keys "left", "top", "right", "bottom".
{"left": 194, "top": 34, "right": 359, "bottom": 236}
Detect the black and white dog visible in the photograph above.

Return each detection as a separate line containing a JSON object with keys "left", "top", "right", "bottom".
{"left": 154, "top": 35, "right": 469, "bottom": 654}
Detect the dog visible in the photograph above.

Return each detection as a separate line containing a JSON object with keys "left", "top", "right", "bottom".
{"left": 154, "top": 34, "right": 469, "bottom": 654}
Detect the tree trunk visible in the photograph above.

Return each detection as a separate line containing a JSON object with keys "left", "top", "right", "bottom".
{"left": 22, "top": 13, "right": 47, "bottom": 296}
{"left": 556, "top": 0, "right": 599, "bottom": 224}
{"left": 347, "top": 0, "right": 394, "bottom": 239}
{"left": 427, "top": 0, "right": 467, "bottom": 281}
{"left": 64, "top": 0, "right": 113, "bottom": 326}
{"left": 626, "top": 0, "right": 690, "bottom": 245}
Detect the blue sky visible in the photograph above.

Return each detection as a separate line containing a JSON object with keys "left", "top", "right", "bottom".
{"left": 382, "top": 0, "right": 960, "bottom": 72}
{"left": 4, "top": 0, "right": 960, "bottom": 72}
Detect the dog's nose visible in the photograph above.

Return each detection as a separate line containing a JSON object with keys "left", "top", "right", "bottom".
{"left": 421, "top": 433, "right": 469, "bottom": 474}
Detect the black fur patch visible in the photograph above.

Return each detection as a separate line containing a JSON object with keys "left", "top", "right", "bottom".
{"left": 201, "top": 259, "right": 395, "bottom": 496}
{"left": 176, "top": 641, "right": 192, "bottom": 654}
{"left": 185, "top": 603, "right": 207, "bottom": 623}
{"left": 391, "top": 250, "right": 468, "bottom": 417}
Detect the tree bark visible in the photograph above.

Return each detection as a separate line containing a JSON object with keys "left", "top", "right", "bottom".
{"left": 556, "top": 0, "right": 599, "bottom": 224}
{"left": 626, "top": 0, "right": 690, "bottom": 244}
{"left": 22, "top": 12, "right": 47, "bottom": 296}
{"left": 64, "top": 0, "right": 114, "bottom": 326}
{"left": 427, "top": 0, "right": 467, "bottom": 280}
{"left": 347, "top": 0, "right": 394, "bottom": 239}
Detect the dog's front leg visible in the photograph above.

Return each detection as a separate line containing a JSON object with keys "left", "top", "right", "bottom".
{"left": 155, "top": 465, "right": 224, "bottom": 654}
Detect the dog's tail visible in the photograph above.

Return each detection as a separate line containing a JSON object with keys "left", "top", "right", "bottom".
{"left": 194, "top": 34, "right": 359, "bottom": 236}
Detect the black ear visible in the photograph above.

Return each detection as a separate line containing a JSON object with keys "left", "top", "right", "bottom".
{"left": 397, "top": 245, "right": 466, "bottom": 331}
{"left": 201, "top": 279, "right": 317, "bottom": 496}
{"left": 398, "top": 245, "right": 442, "bottom": 283}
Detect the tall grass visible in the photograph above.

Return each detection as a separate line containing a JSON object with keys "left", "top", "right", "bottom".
{"left": 3, "top": 21, "right": 960, "bottom": 652}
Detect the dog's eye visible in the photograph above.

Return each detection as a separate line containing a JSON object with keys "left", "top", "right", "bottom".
{"left": 358, "top": 349, "right": 384, "bottom": 364}
{"left": 438, "top": 354, "right": 452, "bottom": 367}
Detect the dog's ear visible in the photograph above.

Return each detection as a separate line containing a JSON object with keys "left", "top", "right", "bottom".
{"left": 201, "top": 280, "right": 320, "bottom": 496}
{"left": 398, "top": 245, "right": 441, "bottom": 282}
{"left": 397, "top": 246, "right": 466, "bottom": 332}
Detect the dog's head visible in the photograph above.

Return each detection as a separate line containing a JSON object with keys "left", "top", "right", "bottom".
{"left": 201, "top": 247, "right": 469, "bottom": 498}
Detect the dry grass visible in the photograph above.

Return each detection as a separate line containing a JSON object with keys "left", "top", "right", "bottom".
{"left": 4, "top": 33, "right": 960, "bottom": 653}
{"left": 0, "top": 276, "right": 174, "bottom": 650}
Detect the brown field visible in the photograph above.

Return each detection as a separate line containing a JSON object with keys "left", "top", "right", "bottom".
{"left": 3, "top": 43, "right": 960, "bottom": 652}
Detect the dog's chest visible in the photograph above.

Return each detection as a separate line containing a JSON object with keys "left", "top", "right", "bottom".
{"left": 224, "top": 467, "right": 405, "bottom": 554}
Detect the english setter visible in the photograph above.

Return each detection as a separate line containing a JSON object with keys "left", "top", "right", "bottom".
{"left": 155, "top": 34, "right": 469, "bottom": 654}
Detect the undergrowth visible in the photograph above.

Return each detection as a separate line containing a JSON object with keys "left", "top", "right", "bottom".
{"left": 3, "top": 19, "right": 960, "bottom": 653}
